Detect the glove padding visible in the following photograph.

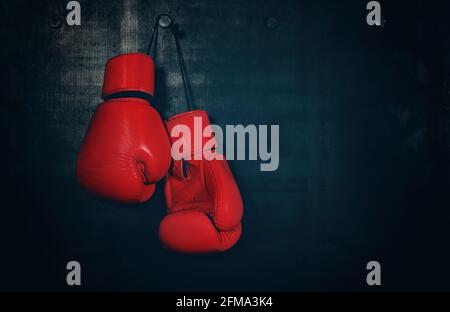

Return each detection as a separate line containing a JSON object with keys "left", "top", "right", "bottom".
{"left": 159, "top": 110, "right": 243, "bottom": 253}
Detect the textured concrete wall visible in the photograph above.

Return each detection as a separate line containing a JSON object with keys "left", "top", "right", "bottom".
{"left": 0, "top": 0, "right": 449, "bottom": 291}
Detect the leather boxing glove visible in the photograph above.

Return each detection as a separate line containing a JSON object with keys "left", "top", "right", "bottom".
{"left": 159, "top": 110, "right": 243, "bottom": 253}
{"left": 76, "top": 53, "right": 171, "bottom": 203}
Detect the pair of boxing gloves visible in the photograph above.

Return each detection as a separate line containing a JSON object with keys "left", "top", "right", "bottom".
{"left": 76, "top": 53, "right": 243, "bottom": 253}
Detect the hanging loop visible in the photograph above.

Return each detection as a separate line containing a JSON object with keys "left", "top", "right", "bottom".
{"left": 147, "top": 14, "right": 170, "bottom": 55}
{"left": 147, "top": 14, "right": 193, "bottom": 111}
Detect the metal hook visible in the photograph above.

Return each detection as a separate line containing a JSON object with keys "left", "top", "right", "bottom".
{"left": 147, "top": 13, "right": 193, "bottom": 112}
{"left": 158, "top": 14, "right": 173, "bottom": 29}
{"left": 147, "top": 14, "right": 174, "bottom": 55}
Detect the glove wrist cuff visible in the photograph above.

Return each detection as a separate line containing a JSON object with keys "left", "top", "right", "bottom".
{"left": 102, "top": 53, "right": 155, "bottom": 99}
{"left": 166, "top": 110, "right": 216, "bottom": 156}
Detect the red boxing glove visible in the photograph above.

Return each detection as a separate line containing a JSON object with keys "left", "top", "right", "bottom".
{"left": 159, "top": 110, "right": 243, "bottom": 253}
{"left": 76, "top": 53, "right": 171, "bottom": 203}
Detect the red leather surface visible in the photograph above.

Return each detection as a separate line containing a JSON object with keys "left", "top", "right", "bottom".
{"left": 160, "top": 110, "right": 243, "bottom": 253}
{"left": 77, "top": 98, "right": 171, "bottom": 203}
{"left": 102, "top": 53, "right": 155, "bottom": 97}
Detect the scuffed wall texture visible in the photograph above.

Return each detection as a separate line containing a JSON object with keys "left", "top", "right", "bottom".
{"left": 0, "top": 0, "right": 449, "bottom": 290}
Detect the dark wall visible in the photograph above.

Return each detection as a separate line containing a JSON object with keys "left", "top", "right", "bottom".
{"left": 0, "top": 0, "right": 449, "bottom": 291}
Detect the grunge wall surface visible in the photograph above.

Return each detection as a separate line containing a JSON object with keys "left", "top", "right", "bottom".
{"left": 0, "top": 0, "right": 449, "bottom": 291}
